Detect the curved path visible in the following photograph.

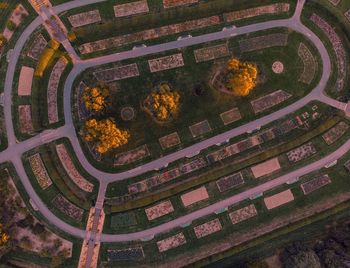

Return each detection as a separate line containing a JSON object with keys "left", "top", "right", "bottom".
{"left": 1, "top": 0, "right": 349, "bottom": 243}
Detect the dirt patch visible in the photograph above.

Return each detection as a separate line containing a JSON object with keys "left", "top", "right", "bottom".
{"left": 145, "top": 200, "right": 174, "bottom": 221}
{"left": 148, "top": 53, "right": 184, "bottom": 73}
{"left": 189, "top": 120, "right": 212, "bottom": 138}
{"left": 181, "top": 186, "right": 209, "bottom": 207}
{"left": 18, "top": 66, "right": 34, "bottom": 96}
{"left": 194, "top": 43, "right": 230, "bottom": 63}
{"left": 251, "top": 157, "right": 281, "bottom": 178}
{"left": 264, "top": 189, "right": 294, "bottom": 210}
{"left": 114, "top": 0, "right": 149, "bottom": 17}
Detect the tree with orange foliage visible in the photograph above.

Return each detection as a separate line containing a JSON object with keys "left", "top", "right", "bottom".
{"left": 0, "top": 224, "right": 9, "bottom": 247}
{"left": 82, "top": 85, "right": 110, "bottom": 113}
{"left": 146, "top": 84, "right": 180, "bottom": 121}
{"left": 226, "top": 58, "right": 258, "bottom": 96}
{"left": 83, "top": 118, "right": 129, "bottom": 154}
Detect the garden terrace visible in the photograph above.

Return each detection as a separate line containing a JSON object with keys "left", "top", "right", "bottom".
{"left": 163, "top": 0, "right": 198, "bottom": 9}
{"left": 68, "top": 10, "right": 101, "bottom": 28}
{"left": 286, "top": 142, "right": 317, "bottom": 162}
{"left": 300, "top": 174, "right": 332, "bottom": 195}
{"left": 113, "top": 0, "right": 149, "bottom": 18}
{"left": 52, "top": 194, "right": 84, "bottom": 221}
{"left": 189, "top": 120, "right": 212, "bottom": 138}
{"left": 298, "top": 42, "right": 318, "bottom": 84}
{"left": 127, "top": 157, "right": 207, "bottom": 194}
{"left": 224, "top": 3, "right": 290, "bottom": 22}
{"left": 310, "top": 13, "right": 346, "bottom": 92}
{"left": 264, "top": 189, "right": 294, "bottom": 210}
{"left": 47, "top": 57, "right": 68, "bottom": 124}
{"left": 56, "top": 144, "right": 94, "bottom": 192}
{"left": 77, "top": 16, "right": 220, "bottom": 54}
{"left": 193, "top": 218, "right": 222, "bottom": 239}
{"left": 220, "top": 108, "right": 242, "bottom": 125}
{"left": 107, "top": 247, "right": 144, "bottom": 261}
{"left": 216, "top": 172, "right": 244, "bottom": 192}
{"left": 27, "top": 34, "right": 47, "bottom": 60}
{"left": 18, "top": 66, "right": 34, "bottom": 96}
{"left": 159, "top": 132, "right": 181, "bottom": 150}
{"left": 28, "top": 153, "right": 52, "bottom": 190}
{"left": 18, "top": 105, "right": 33, "bottom": 134}
{"left": 250, "top": 157, "right": 281, "bottom": 178}
{"left": 229, "top": 204, "right": 258, "bottom": 224}
{"left": 148, "top": 53, "right": 185, "bottom": 73}
{"left": 181, "top": 186, "right": 209, "bottom": 207}
{"left": 114, "top": 145, "right": 150, "bottom": 166}
{"left": 157, "top": 232, "right": 187, "bottom": 252}
{"left": 250, "top": 90, "right": 292, "bottom": 114}
{"left": 239, "top": 33, "right": 288, "bottom": 53}
{"left": 194, "top": 43, "right": 229, "bottom": 63}
{"left": 93, "top": 63, "right": 140, "bottom": 82}
{"left": 322, "top": 121, "right": 349, "bottom": 145}
{"left": 145, "top": 200, "right": 174, "bottom": 221}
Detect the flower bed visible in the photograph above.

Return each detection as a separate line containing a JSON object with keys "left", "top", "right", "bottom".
{"left": 157, "top": 232, "right": 187, "bottom": 252}
{"left": 28, "top": 153, "right": 52, "bottom": 190}
{"left": 216, "top": 172, "right": 244, "bottom": 192}
{"left": 56, "top": 144, "right": 94, "bottom": 192}
{"left": 322, "top": 121, "right": 348, "bottom": 145}
{"left": 189, "top": 120, "right": 212, "bottom": 138}
{"left": 27, "top": 34, "right": 47, "bottom": 60}
{"left": 93, "top": 63, "right": 139, "bottom": 82}
{"left": 113, "top": 0, "right": 149, "bottom": 18}
{"left": 298, "top": 43, "right": 317, "bottom": 84}
{"left": 194, "top": 43, "right": 230, "bottom": 63}
{"left": 145, "top": 200, "right": 174, "bottom": 221}
{"left": 163, "top": 0, "right": 198, "bottom": 9}
{"left": 114, "top": 144, "right": 150, "bottom": 166}
{"left": 239, "top": 33, "right": 288, "bottom": 53}
{"left": 18, "top": 105, "right": 33, "bottom": 134}
{"left": 229, "top": 204, "right": 257, "bottom": 224}
{"left": 220, "top": 107, "right": 241, "bottom": 125}
{"left": 52, "top": 194, "right": 84, "bottom": 221}
{"left": 148, "top": 53, "right": 185, "bottom": 73}
{"left": 300, "top": 174, "right": 332, "bottom": 195}
{"left": 159, "top": 132, "right": 181, "bottom": 149}
{"left": 286, "top": 142, "right": 316, "bottom": 162}
{"left": 193, "top": 218, "right": 222, "bottom": 239}
{"left": 250, "top": 90, "right": 291, "bottom": 114}
{"left": 68, "top": 10, "right": 101, "bottom": 28}
{"left": 107, "top": 247, "right": 144, "bottom": 261}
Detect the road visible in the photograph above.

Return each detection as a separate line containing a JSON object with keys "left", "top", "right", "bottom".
{"left": 0, "top": 0, "right": 349, "bottom": 243}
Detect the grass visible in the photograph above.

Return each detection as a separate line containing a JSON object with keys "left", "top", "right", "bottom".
{"left": 74, "top": 28, "right": 322, "bottom": 173}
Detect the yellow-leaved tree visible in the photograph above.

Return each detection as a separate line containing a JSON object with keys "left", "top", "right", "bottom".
{"left": 83, "top": 118, "right": 129, "bottom": 154}
{"left": 0, "top": 224, "right": 9, "bottom": 247}
{"left": 82, "top": 86, "right": 110, "bottom": 113}
{"left": 147, "top": 84, "right": 180, "bottom": 121}
{"left": 226, "top": 58, "right": 257, "bottom": 96}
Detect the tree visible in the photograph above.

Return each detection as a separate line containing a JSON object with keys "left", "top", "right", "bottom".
{"left": 83, "top": 118, "right": 130, "bottom": 154}
{"left": 226, "top": 58, "right": 258, "bottom": 96}
{"left": 0, "top": 224, "right": 9, "bottom": 247}
{"left": 146, "top": 84, "right": 180, "bottom": 121}
{"left": 82, "top": 86, "right": 110, "bottom": 113}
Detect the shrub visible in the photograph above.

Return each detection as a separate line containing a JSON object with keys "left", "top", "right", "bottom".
{"left": 6, "top": 20, "right": 16, "bottom": 31}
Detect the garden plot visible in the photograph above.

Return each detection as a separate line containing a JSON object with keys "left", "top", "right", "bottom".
{"left": 47, "top": 58, "right": 68, "bottom": 124}
{"left": 229, "top": 204, "right": 257, "bottom": 224}
{"left": 128, "top": 157, "right": 207, "bottom": 194}
{"left": 224, "top": 3, "right": 289, "bottom": 22}
{"left": 239, "top": 33, "right": 288, "bottom": 53}
{"left": 286, "top": 142, "right": 316, "bottom": 162}
{"left": 68, "top": 10, "right": 101, "bottom": 28}
{"left": 107, "top": 247, "right": 144, "bottom": 261}
{"left": 114, "top": 144, "right": 150, "bottom": 166}
{"left": 114, "top": 0, "right": 149, "bottom": 18}
{"left": 27, "top": 34, "right": 47, "bottom": 60}
{"left": 189, "top": 120, "right": 212, "bottom": 138}
{"left": 157, "top": 232, "right": 187, "bottom": 252}
{"left": 194, "top": 43, "right": 230, "bottom": 63}
{"left": 328, "top": 0, "right": 340, "bottom": 6}
{"left": 163, "top": 0, "right": 198, "bottom": 9}
{"left": 28, "top": 153, "right": 52, "bottom": 190}
{"left": 149, "top": 53, "right": 185, "bottom": 73}
{"left": 77, "top": 81, "right": 91, "bottom": 121}
{"left": 298, "top": 43, "right": 317, "bottom": 84}
{"left": 251, "top": 157, "right": 281, "bottom": 178}
{"left": 2, "top": 4, "right": 28, "bottom": 41}
{"left": 251, "top": 90, "right": 291, "bottom": 114}
{"left": 18, "top": 66, "right": 34, "bottom": 96}
{"left": 310, "top": 13, "right": 346, "bottom": 92}
{"left": 345, "top": 10, "right": 350, "bottom": 22}
{"left": 193, "top": 218, "right": 222, "bottom": 239}
{"left": 111, "top": 211, "right": 137, "bottom": 228}
{"left": 145, "top": 200, "right": 174, "bottom": 221}
{"left": 18, "top": 105, "right": 33, "bottom": 134}
{"left": 264, "top": 189, "right": 294, "bottom": 210}
{"left": 220, "top": 107, "right": 241, "bottom": 125}
{"left": 56, "top": 144, "right": 94, "bottom": 192}
{"left": 159, "top": 132, "right": 181, "bottom": 149}
{"left": 52, "top": 194, "right": 84, "bottom": 221}
{"left": 93, "top": 63, "right": 139, "bottom": 82}
{"left": 301, "top": 174, "right": 332, "bottom": 195}
{"left": 322, "top": 121, "right": 349, "bottom": 145}
{"left": 181, "top": 186, "right": 209, "bottom": 207}
{"left": 216, "top": 172, "right": 244, "bottom": 192}
{"left": 78, "top": 16, "right": 220, "bottom": 54}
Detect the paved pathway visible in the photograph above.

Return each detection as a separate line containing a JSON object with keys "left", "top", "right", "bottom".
{"left": 1, "top": 0, "right": 349, "bottom": 243}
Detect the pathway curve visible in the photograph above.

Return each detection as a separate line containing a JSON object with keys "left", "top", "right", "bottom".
{"left": 1, "top": 0, "right": 349, "bottom": 243}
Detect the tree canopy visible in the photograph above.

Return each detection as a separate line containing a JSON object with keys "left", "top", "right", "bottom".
{"left": 82, "top": 85, "right": 110, "bottom": 113}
